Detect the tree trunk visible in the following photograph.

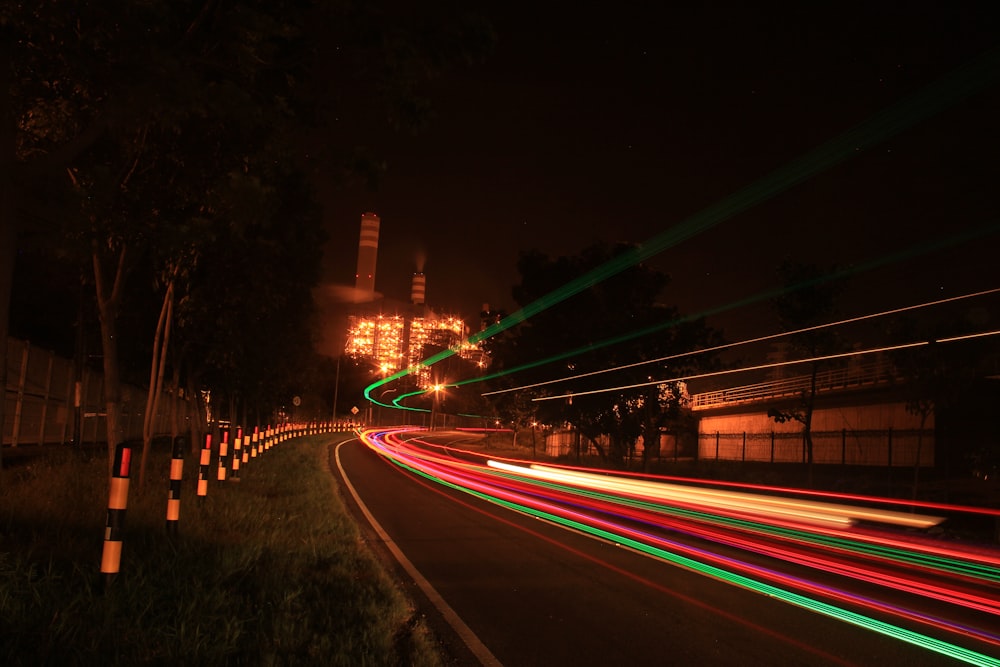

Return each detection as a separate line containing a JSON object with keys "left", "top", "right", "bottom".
{"left": 93, "top": 244, "right": 127, "bottom": 474}
{"left": 185, "top": 367, "right": 205, "bottom": 456}
{"left": 912, "top": 408, "right": 930, "bottom": 501}
{"left": 0, "top": 28, "right": 14, "bottom": 476}
{"left": 139, "top": 280, "right": 174, "bottom": 489}
{"left": 804, "top": 363, "right": 818, "bottom": 487}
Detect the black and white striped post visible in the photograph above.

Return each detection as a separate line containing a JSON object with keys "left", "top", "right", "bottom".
{"left": 165, "top": 436, "right": 184, "bottom": 536}
{"left": 101, "top": 442, "right": 133, "bottom": 589}
{"left": 197, "top": 433, "right": 212, "bottom": 503}
{"left": 216, "top": 427, "right": 229, "bottom": 481}
{"left": 241, "top": 426, "right": 250, "bottom": 466}
{"left": 231, "top": 427, "right": 243, "bottom": 481}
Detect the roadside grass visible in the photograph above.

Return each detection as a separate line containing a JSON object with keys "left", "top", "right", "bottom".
{"left": 0, "top": 435, "right": 442, "bottom": 666}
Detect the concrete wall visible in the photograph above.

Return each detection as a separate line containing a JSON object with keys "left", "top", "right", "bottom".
{"left": 697, "top": 401, "right": 935, "bottom": 466}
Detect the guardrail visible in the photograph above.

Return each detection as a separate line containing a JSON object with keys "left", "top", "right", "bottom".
{"left": 690, "top": 359, "right": 896, "bottom": 410}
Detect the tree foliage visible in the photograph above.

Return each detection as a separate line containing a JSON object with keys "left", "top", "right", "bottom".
{"left": 766, "top": 260, "right": 847, "bottom": 485}
{"left": 887, "top": 305, "right": 999, "bottom": 496}
{"left": 485, "top": 243, "right": 720, "bottom": 467}
{"left": 5, "top": 2, "right": 494, "bottom": 474}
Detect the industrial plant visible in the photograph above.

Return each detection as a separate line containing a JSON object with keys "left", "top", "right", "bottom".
{"left": 343, "top": 212, "right": 488, "bottom": 388}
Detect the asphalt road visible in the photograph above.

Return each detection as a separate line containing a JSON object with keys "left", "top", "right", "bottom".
{"left": 329, "top": 432, "right": 985, "bottom": 667}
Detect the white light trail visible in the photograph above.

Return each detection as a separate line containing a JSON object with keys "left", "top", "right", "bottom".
{"left": 530, "top": 329, "right": 1000, "bottom": 401}
{"left": 483, "top": 286, "right": 1000, "bottom": 397}
{"left": 486, "top": 461, "right": 945, "bottom": 530}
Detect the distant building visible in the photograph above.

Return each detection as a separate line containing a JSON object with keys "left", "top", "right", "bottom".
{"left": 344, "top": 214, "right": 488, "bottom": 388}
{"left": 354, "top": 212, "right": 380, "bottom": 297}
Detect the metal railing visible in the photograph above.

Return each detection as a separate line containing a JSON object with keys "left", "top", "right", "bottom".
{"left": 691, "top": 358, "right": 896, "bottom": 410}
{"left": 3, "top": 337, "right": 172, "bottom": 447}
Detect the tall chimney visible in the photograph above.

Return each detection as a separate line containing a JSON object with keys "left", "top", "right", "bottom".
{"left": 411, "top": 272, "right": 426, "bottom": 305}
{"left": 354, "top": 212, "right": 380, "bottom": 297}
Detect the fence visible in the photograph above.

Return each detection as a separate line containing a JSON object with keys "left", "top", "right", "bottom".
{"left": 3, "top": 337, "right": 172, "bottom": 447}
{"left": 696, "top": 428, "right": 935, "bottom": 467}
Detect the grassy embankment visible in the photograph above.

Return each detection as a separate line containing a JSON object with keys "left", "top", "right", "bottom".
{"left": 0, "top": 435, "right": 442, "bottom": 666}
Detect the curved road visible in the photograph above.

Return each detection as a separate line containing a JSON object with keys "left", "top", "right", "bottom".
{"left": 330, "top": 430, "right": 994, "bottom": 666}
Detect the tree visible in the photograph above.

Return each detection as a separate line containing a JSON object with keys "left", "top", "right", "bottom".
{"left": 888, "top": 306, "right": 997, "bottom": 499}
{"left": 6, "top": 2, "right": 494, "bottom": 477}
{"left": 766, "top": 260, "right": 846, "bottom": 486}
{"left": 484, "top": 242, "right": 719, "bottom": 468}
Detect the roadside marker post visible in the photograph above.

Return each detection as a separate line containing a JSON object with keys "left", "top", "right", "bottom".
{"left": 101, "top": 442, "right": 132, "bottom": 589}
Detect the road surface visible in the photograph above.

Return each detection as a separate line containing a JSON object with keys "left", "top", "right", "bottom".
{"left": 330, "top": 428, "right": 999, "bottom": 666}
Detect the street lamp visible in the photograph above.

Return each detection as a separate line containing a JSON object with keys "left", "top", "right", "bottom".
{"left": 429, "top": 383, "right": 443, "bottom": 431}
{"left": 531, "top": 421, "right": 537, "bottom": 459}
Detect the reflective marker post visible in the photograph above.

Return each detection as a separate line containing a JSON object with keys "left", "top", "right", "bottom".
{"left": 231, "top": 427, "right": 243, "bottom": 481}
{"left": 217, "top": 428, "right": 229, "bottom": 481}
{"left": 101, "top": 442, "right": 132, "bottom": 589}
{"left": 197, "top": 433, "right": 212, "bottom": 503}
{"left": 165, "top": 436, "right": 184, "bottom": 536}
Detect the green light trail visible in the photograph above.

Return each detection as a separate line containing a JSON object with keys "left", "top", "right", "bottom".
{"left": 382, "top": 452, "right": 998, "bottom": 665}
{"left": 373, "top": 234, "right": 999, "bottom": 411}
{"left": 477, "top": 236, "right": 1000, "bottom": 397}
{"left": 366, "top": 46, "right": 1000, "bottom": 406}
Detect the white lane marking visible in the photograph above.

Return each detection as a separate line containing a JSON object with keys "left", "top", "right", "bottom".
{"left": 334, "top": 440, "right": 502, "bottom": 667}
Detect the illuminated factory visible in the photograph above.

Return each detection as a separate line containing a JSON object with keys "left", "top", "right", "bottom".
{"left": 344, "top": 212, "right": 487, "bottom": 388}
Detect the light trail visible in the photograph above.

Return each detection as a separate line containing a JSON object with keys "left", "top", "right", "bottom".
{"left": 486, "top": 461, "right": 945, "bottom": 529}
{"left": 365, "top": 46, "right": 1000, "bottom": 401}
{"left": 359, "top": 428, "right": 1000, "bottom": 664}
{"left": 530, "top": 329, "right": 1000, "bottom": 401}
{"left": 481, "top": 284, "right": 1000, "bottom": 397}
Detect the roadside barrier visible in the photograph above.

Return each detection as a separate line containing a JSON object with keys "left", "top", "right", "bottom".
{"left": 100, "top": 442, "right": 132, "bottom": 589}
{"left": 96, "top": 421, "right": 353, "bottom": 582}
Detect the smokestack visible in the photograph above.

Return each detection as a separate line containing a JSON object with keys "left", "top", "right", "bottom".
{"left": 411, "top": 272, "right": 426, "bottom": 305}
{"left": 354, "top": 212, "right": 380, "bottom": 296}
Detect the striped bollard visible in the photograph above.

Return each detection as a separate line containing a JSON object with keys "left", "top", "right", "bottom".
{"left": 197, "top": 433, "right": 212, "bottom": 502}
{"left": 251, "top": 426, "right": 259, "bottom": 459}
{"left": 101, "top": 442, "right": 133, "bottom": 589}
{"left": 165, "top": 436, "right": 185, "bottom": 536}
{"left": 231, "top": 427, "right": 243, "bottom": 481}
{"left": 242, "top": 426, "right": 250, "bottom": 465}
{"left": 265, "top": 424, "right": 273, "bottom": 451}
{"left": 217, "top": 428, "right": 229, "bottom": 481}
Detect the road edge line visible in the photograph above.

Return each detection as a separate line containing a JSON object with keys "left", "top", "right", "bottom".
{"left": 334, "top": 440, "right": 502, "bottom": 667}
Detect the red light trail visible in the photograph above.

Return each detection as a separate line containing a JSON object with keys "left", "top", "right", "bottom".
{"left": 359, "top": 427, "right": 1000, "bottom": 665}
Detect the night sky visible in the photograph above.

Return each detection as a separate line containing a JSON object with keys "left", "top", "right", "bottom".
{"left": 314, "top": 2, "right": 1000, "bottom": 357}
